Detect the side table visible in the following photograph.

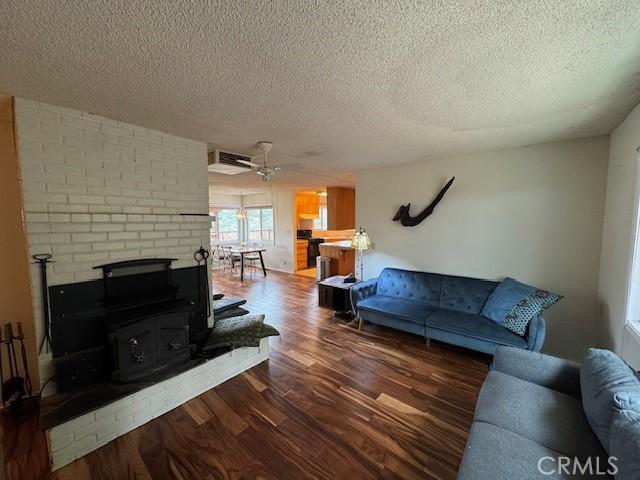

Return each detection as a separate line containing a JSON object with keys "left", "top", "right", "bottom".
{"left": 318, "top": 275, "right": 360, "bottom": 319}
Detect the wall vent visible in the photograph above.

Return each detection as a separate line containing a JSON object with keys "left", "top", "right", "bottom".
{"left": 207, "top": 149, "right": 253, "bottom": 175}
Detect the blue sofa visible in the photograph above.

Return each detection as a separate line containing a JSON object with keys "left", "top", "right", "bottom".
{"left": 350, "top": 268, "right": 545, "bottom": 354}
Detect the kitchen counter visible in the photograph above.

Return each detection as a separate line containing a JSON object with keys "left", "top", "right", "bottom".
{"left": 319, "top": 241, "right": 355, "bottom": 276}
{"left": 319, "top": 240, "right": 353, "bottom": 250}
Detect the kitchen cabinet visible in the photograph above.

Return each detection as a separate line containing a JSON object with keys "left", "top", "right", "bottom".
{"left": 327, "top": 187, "right": 355, "bottom": 230}
{"left": 296, "top": 193, "right": 319, "bottom": 220}
{"left": 296, "top": 240, "right": 308, "bottom": 270}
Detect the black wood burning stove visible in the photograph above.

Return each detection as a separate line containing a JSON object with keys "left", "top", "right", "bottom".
{"left": 94, "top": 259, "right": 193, "bottom": 382}
{"left": 40, "top": 258, "right": 210, "bottom": 430}
{"left": 48, "top": 259, "right": 208, "bottom": 393}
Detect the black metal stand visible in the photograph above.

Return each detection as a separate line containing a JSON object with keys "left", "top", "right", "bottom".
{"left": 194, "top": 246, "right": 211, "bottom": 319}
{"left": 32, "top": 254, "right": 54, "bottom": 354}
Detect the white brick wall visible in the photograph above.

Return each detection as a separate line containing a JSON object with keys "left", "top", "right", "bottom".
{"left": 14, "top": 98, "right": 210, "bottom": 393}
{"left": 47, "top": 338, "right": 270, "bottom": 471}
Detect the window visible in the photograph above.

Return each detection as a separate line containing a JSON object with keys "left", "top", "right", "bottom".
{"left": 246, "top": 206, "right": 274, "bottom": 243}
{"left": 622, "top": 150, "right": 640, "bottom": 367}
{"left": 313, "top": 206, "right": 328, "bottom": 230}
{"left": 210, "top": 206, "right": 241, "bottom": 243}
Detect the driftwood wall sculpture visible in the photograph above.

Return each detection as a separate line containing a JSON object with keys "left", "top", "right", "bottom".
{"left": 392, "top": 177, "right": 455, "bottom": 227}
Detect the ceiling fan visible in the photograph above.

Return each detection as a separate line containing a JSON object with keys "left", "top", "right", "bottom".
{"left": 234, "top": 140, "right": 352, "bottom": 186}
{"left": 237, "top": 141, "right": 283, "bottom": 182}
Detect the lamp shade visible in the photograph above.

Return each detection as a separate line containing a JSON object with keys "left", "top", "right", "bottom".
{"left": 351, "top": 228, "right": 372, "bottom": 251}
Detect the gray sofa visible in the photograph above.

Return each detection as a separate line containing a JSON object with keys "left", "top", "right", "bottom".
{"left": 459, "top": 347, "right": 620, "bottom": 479}
{"left": 350, "top": 268, "right": 546, "bottom": 354}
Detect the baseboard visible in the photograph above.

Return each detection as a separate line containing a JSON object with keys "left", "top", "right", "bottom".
{"left": 265, "top": 267, "right": 295, "bottom": 274}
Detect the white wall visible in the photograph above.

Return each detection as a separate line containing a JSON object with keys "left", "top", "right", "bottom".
{"left": 14, "top": 98, "right": 210, "bottom": 392}
{"left": 598, "top": 102, "right": 640, "bottom": 355}
{"left": 356, "top": 137, "right": 610, "bottom": 359}
{"left": 242, "top": 190, "right": 295, "bottom": 273}
{"left": 209, "top": 189, "right": 241, "bottom": 207}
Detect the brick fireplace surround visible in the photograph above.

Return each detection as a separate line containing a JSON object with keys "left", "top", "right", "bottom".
{"left": 13, "top": 98, "right": 270, "bottom": 470}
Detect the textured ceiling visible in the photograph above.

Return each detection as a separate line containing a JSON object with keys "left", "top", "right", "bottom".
{"left": 2, "top": 1, "right": 640, "bottom": 188}
{"left": 208, "top": 169, "right": 354, "bottom": 195}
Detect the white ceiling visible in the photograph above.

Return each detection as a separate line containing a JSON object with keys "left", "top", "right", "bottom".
{"left": 2, "top": 1, "right": 640, "bottom": 191}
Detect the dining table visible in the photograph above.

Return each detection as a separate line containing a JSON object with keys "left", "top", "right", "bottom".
{"left": 230, "top": 246, "right": 267, "bottom": 282}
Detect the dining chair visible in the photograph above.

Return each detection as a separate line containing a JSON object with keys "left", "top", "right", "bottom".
{"left": 211, "top": 245, "right": 227, "bottom": 275}
{"left": 211, "top": 245, "right": 222, "bottom": 274}
{"left": 221, "top": 245, "right": 239, "bottom": 275}
{"left": 244, "top": 242, "right": 264, "bottom": 276}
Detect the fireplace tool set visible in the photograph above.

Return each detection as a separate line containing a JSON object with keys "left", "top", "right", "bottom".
{"left": 1, "top": 322, "right": 33, "bottom": 412}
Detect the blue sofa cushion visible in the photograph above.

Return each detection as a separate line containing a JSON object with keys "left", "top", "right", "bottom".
{"left": 610, "top": 409, "right": 640, "bottom": 479}
{"left": 580, "top": 348, "right": 640, "bottom": 451}
{"left": 475, "top": 371, "right": 607, "bottom": 460}
{"left": 481, "top": 277, "right": 561, "bottom": 336}
{"left": 357, "top": 309, "right": 426, "bottom": 337}
{"left": 357, "top": 295, "right": 435, "bottom": 324}
{"left": 425, "top": 309, "right": 527, "bottom": 349}
{"left": 375, "top": 268, "right": 442, "bottom": 306}
{"left": 438, "top": 275, "right": 497, "bottom": 314}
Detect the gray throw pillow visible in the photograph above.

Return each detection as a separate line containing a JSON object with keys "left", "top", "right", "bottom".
{"left": 580, "top": 348, "right": 640, "bottom": 451}
{"left": 610, "top": 409, "right": 640, "bottom": 479}
{"left": 481, "top": 277, "right": 562, "bottom": 336}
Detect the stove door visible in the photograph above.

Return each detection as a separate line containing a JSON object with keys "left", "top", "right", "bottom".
{"left": 113, "top": 322, "right": 157, "bottom": 381}
{"left": 157, "top": 312, "right": 189, "bottom": 366}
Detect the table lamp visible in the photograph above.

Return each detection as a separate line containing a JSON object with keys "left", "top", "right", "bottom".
{"left": 351, "top": 227, "right": 372, "bottom": 281}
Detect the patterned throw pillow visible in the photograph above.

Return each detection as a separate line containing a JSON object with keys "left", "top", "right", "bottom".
{"left": 481, "top": 277, "right": 562, "bottom": 337}
{"left": 203, "top": 315, "right": 280, "bottom": 353}
{"left": 260, "top": 323, "right": 281, "bottom": 338}
{"left": 502, "top": 288, "right": 562, "bottom": 336}
{"left": 204, "top": 314, "right": 265, "bottom": 351}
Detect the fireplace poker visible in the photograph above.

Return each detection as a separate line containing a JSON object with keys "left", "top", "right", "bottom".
{"left": 2, "top": 323, "right": 25, "bottom": 410}
{"left": 16, "top": 322, "right": 32, "bottom": 396}
{"left": 32, "top": 253, "right": 54, "bottom": 354}
{"left": 194, "top": 246, "right": 211, "bottom": 318}
{"left": 5, "top": 324, "right": 18, "bottom": 380}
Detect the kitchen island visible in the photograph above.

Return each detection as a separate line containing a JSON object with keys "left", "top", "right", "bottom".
{"left": 319, "top": 240, "right": 355, "bottom": 276}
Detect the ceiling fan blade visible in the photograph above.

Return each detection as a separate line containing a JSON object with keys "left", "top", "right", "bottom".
{"left": 238, "top": 159, "right": 262, "bottom": 168}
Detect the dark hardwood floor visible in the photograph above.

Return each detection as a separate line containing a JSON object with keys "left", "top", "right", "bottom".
{"left": 1, "top": 270, "right": 489, "bottom": 480}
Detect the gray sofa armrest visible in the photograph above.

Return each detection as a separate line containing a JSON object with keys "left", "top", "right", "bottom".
{"left": 350, "top": 278, "right": 377, "bottom": 313}
{"left": 526, "top": 315, "right": 546, "bottom": 352}
{"left": 493, "top": 346, "right": 581, "bottom": 398}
